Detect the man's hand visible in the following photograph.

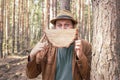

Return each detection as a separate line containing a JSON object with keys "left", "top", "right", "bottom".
{"left": 30, "top": 42, "right": 48, "bottom": 61}
{"left": 75, "top": 40, "right": 83, "bottom": 58}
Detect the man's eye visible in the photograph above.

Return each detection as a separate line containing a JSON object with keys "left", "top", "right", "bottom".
{"left": 57, "top": 25, "right": 61, "bottom": 27}
{"left": 56, "top": 24, "right": 62, "bottom": 28}
{"left": 65, "top": 24, "right": 69, "bottom": 27}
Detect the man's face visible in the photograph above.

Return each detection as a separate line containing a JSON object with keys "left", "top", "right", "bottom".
{"left": 55, "top": 19, "right": 73, "bottom": 29}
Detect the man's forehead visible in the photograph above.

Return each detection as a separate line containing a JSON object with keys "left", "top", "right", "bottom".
{"left": 56, "top": 19, "right": 73, "bottom": 23}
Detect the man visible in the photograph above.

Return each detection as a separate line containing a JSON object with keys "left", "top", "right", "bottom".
{"left": 26, "top": 10, "right": 92, "bottom": 80}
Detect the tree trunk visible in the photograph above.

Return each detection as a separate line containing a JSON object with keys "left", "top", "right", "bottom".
{"left": 49, "top": 0, "right": 54, "bottom": 28}
{"left": 49, "top": 0, "right": 57, "bottom": 28}
{"left": 91, "top": 0, "right": 120, "bottom": 80}
{"left": 0, "top": 0, "right": 4, "bottom": 58}
{"left": 3, "top": 0, "right": 6, "bottom": 56}
{"left": 26, "top": 0, "right": 30, "bottom": 49}
{"left": 80, "top": 0, "right": 85, "bottom": 39}
{"left": 5, "top": 0, "right": 9, "bottom": 55}
{"left": 76, "top": 0, "right": 81, "bottom": 37}
{"left": 21, "top": 0, "right": 25, "bottom": 49}
{"left": 44, "top": 0, "right": 50, "bottom": 29}
{"left": 17, "top": 0, "right": 20, "bottom": 52}
{"left": 59, "top": 0, "right": 71, "bottom": 11}
{"left": 41, "top": 1, "right": 44, "bottom": 35}
{"left": 19, "top": 0, "right": 22, "bottom": 52}
{"left": 71, "top": 0, "right": 76, "bottom": 18}
{"left": 87, "top": 0, "right": 91, "bottom": 42}
{"left": 53, "top": 0, "right": 57, "bottom": 17}
{"left": 12, "top": 0, "right": 16, "bottom": 54}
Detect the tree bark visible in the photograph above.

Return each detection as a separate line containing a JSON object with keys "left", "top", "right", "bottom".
{"left": 0, "top": 0, "right": 4, "bottom": 58}
{"left": 87, "top": 0, "right": 91, "bottom": 42}
{"left": 59, "top": 0, "right": 71, "bottom": 11}
{"left": 5, "top": 0, "right": 10, "bottom": 55}
{"left": 80, "top": 0, "right": 85, "bottom": 39}
{"left": 44, "top": 0, "right": 50, "bottom": 29}
{"left": 41, "top": 1, "right": 44, "bottom": 35}
{"left": 17, "top": 0, "right": 20, "bottom": 52}
{"left": 21, "top": 0, "right": 25, "bottom": 49}
{"left": 12, "top": 0, "right": 16, "bottom": 53}
{"left": 49, "top": 0, "right": 57, "bottom": 28}
{"left": 49, "top": 0, "right": 54, "bottom": 28}
{"left": 71, "top": 0, "right": 76, "bottom": 18}
{"left": 76, "top": 0, "right": 81, "bottom": 37}
{"left": 91, "top": 0, "right": 120, "bottom": 80}
{"left": 25, "top": 0, "right": 30, "bottom": 49}
{"left": 53, "top": 0, "right": 57, "bottom": 17}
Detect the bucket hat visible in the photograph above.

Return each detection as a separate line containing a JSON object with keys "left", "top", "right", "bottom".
{"left": 50, "top": 10, "right": 77, "bottom": 25}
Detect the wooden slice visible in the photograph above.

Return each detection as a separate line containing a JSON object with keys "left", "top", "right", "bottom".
{"left": 45, "top": 29, "right": 77, "bottom": 48}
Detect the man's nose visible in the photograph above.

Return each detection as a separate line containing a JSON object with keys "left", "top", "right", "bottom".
{"left": 61, "top": 25, "right": 65, "bottom": 29}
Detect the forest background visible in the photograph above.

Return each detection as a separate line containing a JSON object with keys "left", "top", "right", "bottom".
{"left": 0, "top": 0, "right": 92, "bottom": 57}
{"left": 0, "top": 0, "right": 120, "bottom": 80}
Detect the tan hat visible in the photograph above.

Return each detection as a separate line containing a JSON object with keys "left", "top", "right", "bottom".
{"left": 50, "top": 10, "right": 77, "bottom": 25}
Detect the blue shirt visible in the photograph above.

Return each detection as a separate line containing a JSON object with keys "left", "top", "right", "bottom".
{"left": 55, "top": 44, "right": 74, "bottom": 80}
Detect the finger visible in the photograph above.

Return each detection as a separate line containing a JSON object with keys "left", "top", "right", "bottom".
{"left": 75, "top": 44, "right": 81, "bottom": 47}
{"left": 36, "top": 53, "right": 41, "bottom": 64}
{"left": 75, "top": 40, "right": 81, "bottom": 44}
{"left": 75, "top": 41, "right": 82, "bottom": 45}
{"left": 75, "top": 46, "right": 81, "bottom": 50}
{"left": 75, "top": 42, "right": 81, "bottom": 46}
{"left": 75, "top": 39, "right": 81, "bottom": 42}
{"left": 75, "top": 44, "right": 82, "bottom": 50}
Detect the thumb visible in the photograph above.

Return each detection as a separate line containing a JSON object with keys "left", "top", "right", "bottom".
{"left": 76, "top": 28, "right": 81, "bottom": 40}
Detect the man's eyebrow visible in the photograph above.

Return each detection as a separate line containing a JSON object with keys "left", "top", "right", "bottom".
{"left": 56, "top": 22, "right": 61, "bottom": 24}
{"left": 65, "top": 22, "right": 72, "bottom": 24}
{"left": 56, "top": 23, "right": 60, "bottom": 24}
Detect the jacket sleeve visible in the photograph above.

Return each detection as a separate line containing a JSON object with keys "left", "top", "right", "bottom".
{"left": 26, "top": 56, "right": 41, "bottom": 79}
{"left": 26, "top": 41, "right": 48, "bottom": 79}
{"left": 76, "top": 39, "right": 92, "bottom": 80}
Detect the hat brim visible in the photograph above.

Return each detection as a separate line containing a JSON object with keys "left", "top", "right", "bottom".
{"left": 50, "top": 17, "right": 78, "bottom": 25}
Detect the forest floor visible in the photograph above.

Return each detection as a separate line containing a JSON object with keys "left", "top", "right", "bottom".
{"left": 0, "top": 55, "right": 42, "bottom": 80}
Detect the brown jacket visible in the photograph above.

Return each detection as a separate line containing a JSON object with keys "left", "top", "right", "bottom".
{"left": 26, "top": 39, "right": 92, "bottom": 80}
